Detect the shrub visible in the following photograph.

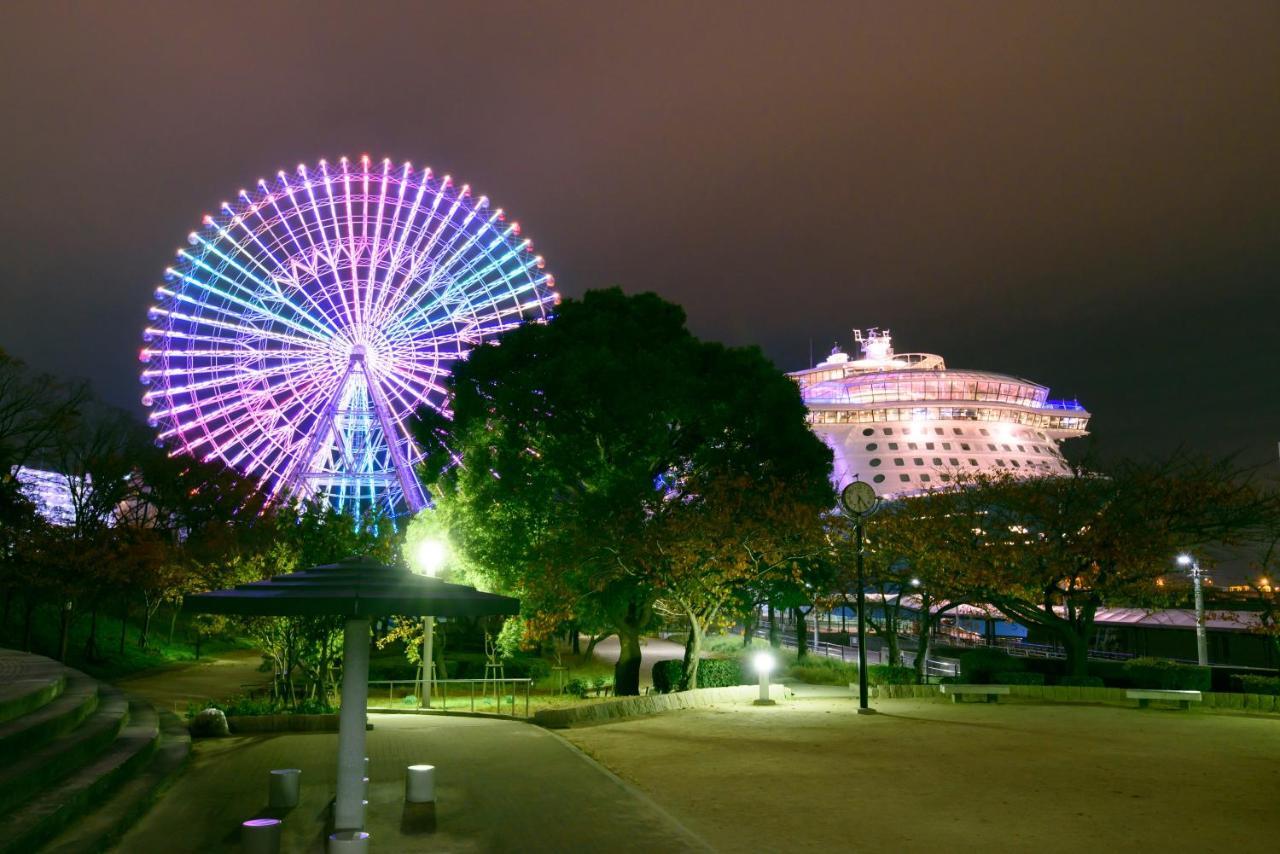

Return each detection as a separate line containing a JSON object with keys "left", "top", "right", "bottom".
{"left": 785, "top": 656, "right": 860, "bottom": 686}
{"left": 1232, "top": 674, "right": 1280, "bottom": 696}
{"left": 995, "top": 671, "right": 1044, "bottom": 685}
{"left": 959, "top": 648, "right": 1024, "bottom": 684}
{"left": 867, "top": 665, "right": 916, "bottom": 685}
{"left": 652, "top": 660, "right": 683, "bottom": 693}
{"left": 1085, "top": 660, "right": 1131, "bottom": 687}
{"left": 564, "top": 677, "right": 589, "bottom": 698}
{"left": 1058, "top": 675, "right": 1105, "bottom": 688}
{"left": 652, "top": 658, "right": 747, "bottom": 692}
{"left": 1121, "top": 658, "right": 1210, "bottom": 691}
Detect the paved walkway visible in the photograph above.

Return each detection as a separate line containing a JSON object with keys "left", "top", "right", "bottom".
{"left": 113, "top": 712, "right": 708, "bottom": 852}
{"left": 114, "top": 648, "right": 270, "bottom": 716}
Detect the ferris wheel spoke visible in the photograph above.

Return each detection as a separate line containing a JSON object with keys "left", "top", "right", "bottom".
{"left": 144, "top": 156, "right": 556, "bottom": 517}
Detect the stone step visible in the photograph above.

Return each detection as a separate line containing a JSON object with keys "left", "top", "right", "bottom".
{"left": 0, "top": 649, "right": 66, "bottom": 726}
{"left": 0, "top": 670, "right": 98, "bottom": 764}
{"left": 0, "top": 685, "right": 130, "bottom": 817}
{"left": 0, "top": 700, "right": 160, "bottom": 854}
{"left": 39, "top": 708, "right": 191, "bottom": 854}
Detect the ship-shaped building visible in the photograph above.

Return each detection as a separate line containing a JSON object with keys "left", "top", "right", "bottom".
{"left": 789, "top": 329, "right": 1089, "bottom": 497}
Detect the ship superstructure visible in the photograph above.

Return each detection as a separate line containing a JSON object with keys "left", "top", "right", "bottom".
{"left": 790, "top": 329, "right": 1089, "bottom": 497}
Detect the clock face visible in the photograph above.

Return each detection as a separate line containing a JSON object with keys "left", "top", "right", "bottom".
{"left": 841, "top": 481, "right": 877, "bottom": 515}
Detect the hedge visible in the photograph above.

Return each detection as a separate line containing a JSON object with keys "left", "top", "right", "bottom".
{"left": 867, "top": 665, "right": 916, "bottom": 685}
{"left": 1231, "top": 674, "right": 1280, "bottom": 696}
{"left": 652, "top": 658, "right": 746, "bottom": 693}
{"left": 959, "top": 649, "right": 1025, "bottom": 684}
{"left": 1058, "top": 675, "right": 1105, "bottom": 688}
{"left": 1121, "top": 658, "right": 1210, "bottom": 691}
{"left": 996, "top": 671, "right": 1044, "bottom": 685}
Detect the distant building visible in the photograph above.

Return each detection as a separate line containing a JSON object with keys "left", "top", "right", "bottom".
{"left": 789, "top": 328, "right": 1089, "bottom": 497}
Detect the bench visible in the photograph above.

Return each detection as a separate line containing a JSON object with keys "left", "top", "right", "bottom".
{"left": 940, "top": 684, "right": 1010, "bottom": 704}
{"left": 1126, "top": 689, "right": 1202, "bottom": 710}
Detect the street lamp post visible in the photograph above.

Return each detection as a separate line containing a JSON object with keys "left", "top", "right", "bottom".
{"left": 753, "top": 652, "right": 776, "bottom": 705}
{"left": 1177, "top": 553, "right": 1209, "bottom": 667}
{"left": 412, "top": 538, "right": 449, "bottom": 708}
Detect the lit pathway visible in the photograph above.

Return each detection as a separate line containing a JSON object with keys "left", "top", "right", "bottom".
{"left": 114, "top": 648, "right": 270, "bottom": 716}
{"left": 113, "top": 712, "right": 709, "bottom": 852}
{"left": 591, "top": 636, "right": 692, "bottom": 688}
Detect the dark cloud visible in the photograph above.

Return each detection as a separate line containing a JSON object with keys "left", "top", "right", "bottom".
{"left": 1, "top": 1, "right": 1277, "bottom": 463}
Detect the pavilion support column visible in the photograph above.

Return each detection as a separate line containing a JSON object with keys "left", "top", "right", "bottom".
{"left": 335, "top": 617, "right": 371, "bottom": 832}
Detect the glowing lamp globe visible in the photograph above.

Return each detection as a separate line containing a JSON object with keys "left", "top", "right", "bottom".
{"left": 412, "top": 538, "right": 449, "bottom": 577}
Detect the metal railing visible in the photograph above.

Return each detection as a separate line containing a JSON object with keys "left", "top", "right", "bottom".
{"left": 367, "top": 678, "right": 533, "bottom": 718}
{"left": 752, "top": 624, "right": 959, "bottom": 678}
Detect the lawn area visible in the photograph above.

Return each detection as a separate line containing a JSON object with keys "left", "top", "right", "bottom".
{"left": 0, "top": 604, "right": 250, "bottom": 682}
{"left": 562, "top": 696, "right": 1280, "bottom": 853}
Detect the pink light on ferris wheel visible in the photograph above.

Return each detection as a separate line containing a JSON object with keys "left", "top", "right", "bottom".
{"left": 139, "top": 156, "right": 557, "bottom": 520}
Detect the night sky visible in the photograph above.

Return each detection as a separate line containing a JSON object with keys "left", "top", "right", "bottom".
{"left": 2, "top": 2, "right": 1277, "bottom": 465}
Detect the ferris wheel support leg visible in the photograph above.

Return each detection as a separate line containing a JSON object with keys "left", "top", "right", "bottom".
{"left": 334, "top": 617, "right": 372, "bottom": 832}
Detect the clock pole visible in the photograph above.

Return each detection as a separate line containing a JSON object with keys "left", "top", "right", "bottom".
{"left": 855, "top": 516, "right": 871, "bottom": 713}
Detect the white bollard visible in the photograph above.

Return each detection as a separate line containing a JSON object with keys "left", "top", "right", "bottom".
{"left": 405, "top": 764, "right": 436, "bottom": 803}
{"left": 362, "top": 776, "right": 370, "bottom": 799}
{"left": 326, "top": 830, "right": 370, "bottom": 853}
{"left": 364, "top": 756, "right": 370, "bottom": 776}
{"left": 241, "top": 818, "right": 282, "bottom": 854}
{"left": 268, "top": 768, "right": 301, "bottom": 808}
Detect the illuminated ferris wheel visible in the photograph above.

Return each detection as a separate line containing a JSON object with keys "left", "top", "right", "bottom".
{"left": 140, "top": 155, "right": 556, "bottom": 518}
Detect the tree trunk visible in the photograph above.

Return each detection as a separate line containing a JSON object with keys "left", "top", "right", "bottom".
{"left": 57, "top": 601, "right": 72, "bottom": 662}
{"left": 794, "top": 607, "right": 809, "bottom": 659}
{"left": 168, "top": 603, "right": 180, "bottom": 646}
{"left": 742, "top": 611, "right": 757, "bottom": 647}
{"left": 139, "top": 603, "right": 153, "bottom": 650}
{"left": 767, "top": 603, "right": 780, "bottom": 648}
{"left": 119, "top": 598, "right": 129, "bottom": 654}
{"left": 613, "top": 600, "right": 645, "bottom": 696}
{"left": 1059, "top": 627, "right": 1090, "bottom": 678}
{"left": 570, "top": 623, "right": 581, "bottom": 656}
{"left": 22, "top": 597, "right": 36, "bottom": 652}
{"left": 83, "top": 605, "right": 100, "bottom": 661}
{"left": 584, "top": 633, "right": 608, "bottom": 658}
{"left": 913, "top": 611, "right": 933, "bottom": 683}
{"left": 680, "top": 610, "right": 704, "bottom": 691}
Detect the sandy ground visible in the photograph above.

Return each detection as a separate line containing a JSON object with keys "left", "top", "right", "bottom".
{"left": 562, "top": 696, "right": 1280, "bottom": 854}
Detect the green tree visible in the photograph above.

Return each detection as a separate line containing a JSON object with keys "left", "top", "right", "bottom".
{"left": 417, "top": 289, "right": 832, "bottom": 695}
{"left": 941, "top": 454, "right": 1274, "bottom": 677}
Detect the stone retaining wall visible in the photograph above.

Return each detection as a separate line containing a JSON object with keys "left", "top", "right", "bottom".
{"left": 533, "top": 684, "right": 782, "bottom": 728}
{"left": 226, "top": 713, "right": 341, "bottom": 733}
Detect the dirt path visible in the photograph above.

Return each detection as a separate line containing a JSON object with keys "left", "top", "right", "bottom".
{"left": 563, "top": 696, "right": 1280, "bottom": 853}
{"left": 114, "top": 648, "right": 269, "bottom": 715}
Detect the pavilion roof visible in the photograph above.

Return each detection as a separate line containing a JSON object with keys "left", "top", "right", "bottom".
{"left": 185, "top": 555, "right": 519, "bottom": 618}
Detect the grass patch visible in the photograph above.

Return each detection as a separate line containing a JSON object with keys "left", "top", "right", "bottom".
{"left": 0, "top": 603, "right": 249, "bottom": 682}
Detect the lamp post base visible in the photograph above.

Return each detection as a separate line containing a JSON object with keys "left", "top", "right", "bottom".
{"left": 855, "top": 707, "right": 878, "bottom": 715}
{"left": 752, "top": 699, "right": 777, "bottom": 706}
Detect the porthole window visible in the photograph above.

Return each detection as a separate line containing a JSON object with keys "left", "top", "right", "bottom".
{"left": 980, "top": 428, "right": 990, "bottom": 436}
{"left": 870, "top": 458, "right": 882, "bottom": 467}
{"left": 913, "top": 457, "right": 924, "bottom": 466}
{"left": 899, "top": 474, "right": 910, "bottom": 482}
{"left": 940, "top": 474, "right": 951, "bottom": 482}
{"left": 1011, "top": 459, "right": 1021, "bottom": 468}
{"left": 862, "top": 428, "right": 874, "bottom": 436}
{"left": 961, "top": 443, "right": 971, "bottom": 451}
{"left": 883, "top": 428, "right": 894, "bottom": 435}
{"left": 873, "top": 474, "right": 886, "bottom": 483}
{"left": 866, "top": 443, "right": 878, "bottom": 451}
{"left": 949, "top": 457, "right": 960, "bottom": 465}
{"left": 908, "top": 442, "right": 919, "bottom": 450}
{"left": 925, "top": 442, "right": 935, "bottom": 450}
{"left": 932, "top": 457, "right": 943, "bottom": 465}
{"left": 968, "top": 458, "right": 979, "bottom": 466}
{"left": 920, "top": 474, "right": 932, "bottom": 482}
{"left": 996, "top": 459, "right": 1006, "bottom": 467}
{"left": 953, "top": 428, "right": 963, "bottom": 435}
{"left": 888, "top": 442, "right": 899, "bottom": 450}
{"left": 934, "top": 428, "right": 943, "bottom": 435}
{"left": 894, "top": 458, "right": 905, "bottom": 466}
{"left": 942, "top": 442, "right": 952, "bottom": 450}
